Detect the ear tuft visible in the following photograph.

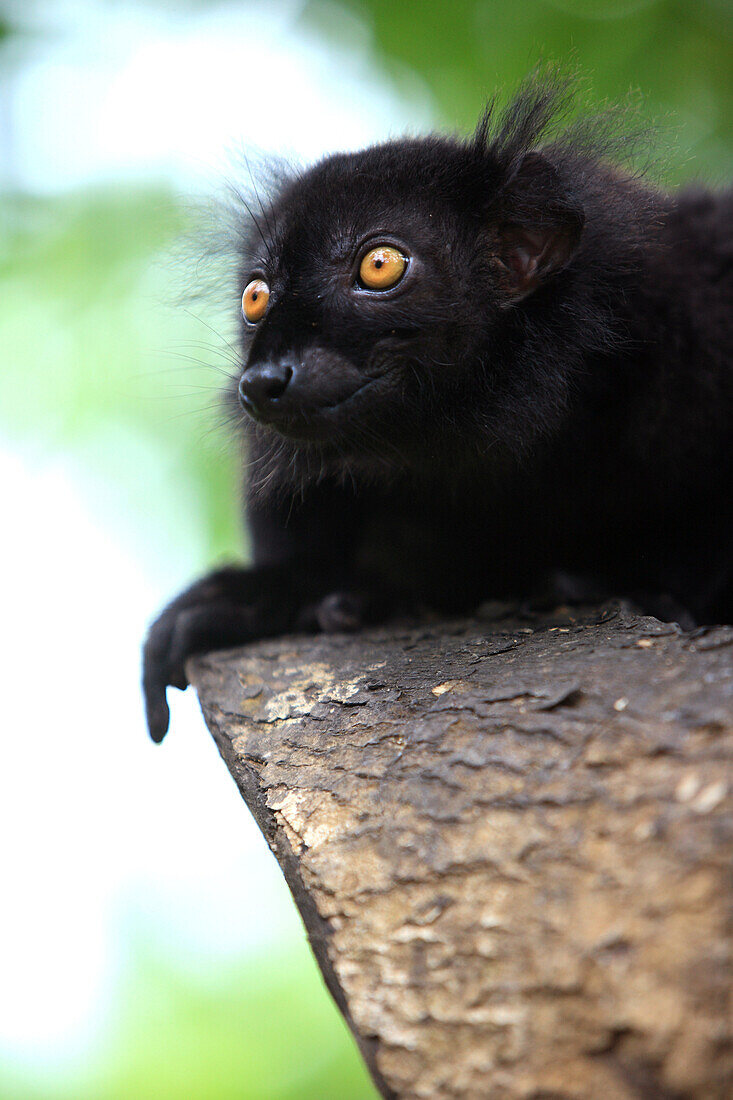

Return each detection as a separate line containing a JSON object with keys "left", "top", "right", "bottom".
{"left": 493, "top": 152, "right": 584, "bottom": 306}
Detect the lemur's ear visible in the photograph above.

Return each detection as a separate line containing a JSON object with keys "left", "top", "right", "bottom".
{"left": 493, "top": 151, "right": 584, "bottom": 306}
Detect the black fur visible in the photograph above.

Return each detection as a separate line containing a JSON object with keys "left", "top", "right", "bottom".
{"left": 143, "top": 74, "right": 733, "bottom": 742}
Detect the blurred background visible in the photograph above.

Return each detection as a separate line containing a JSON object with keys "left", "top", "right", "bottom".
{"left": 0, "top": 1, "right": 731, "bottom": 1097}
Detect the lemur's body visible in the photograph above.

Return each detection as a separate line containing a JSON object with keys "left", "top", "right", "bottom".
{"left": 144, "top": 78, "right": 733, "bottom": 741}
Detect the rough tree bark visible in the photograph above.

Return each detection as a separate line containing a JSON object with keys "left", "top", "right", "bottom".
{"left": 189, "top": 601, "right": 732, "bottom": 1100}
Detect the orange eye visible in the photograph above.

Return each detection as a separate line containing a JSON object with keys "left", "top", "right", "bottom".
{"left": 242, "top": 279, "right": 270, "bottom": 323}
{"left": 358, "top": 245, "right": 407, "bottom": 290}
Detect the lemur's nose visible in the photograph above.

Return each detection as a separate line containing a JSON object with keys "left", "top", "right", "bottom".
{"left": 238, "top": 363, "right": 293, "bottom": 417}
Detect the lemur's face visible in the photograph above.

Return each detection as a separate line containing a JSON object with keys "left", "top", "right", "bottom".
{"left": 234, "top": 135, "right": 582, "bottom": 463}
{"left": 236, "top": 142, "right": 487, "bottom": 450}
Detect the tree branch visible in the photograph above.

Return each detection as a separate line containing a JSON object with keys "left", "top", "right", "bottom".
{"left": 189, "top": 601, "right": 732, "bottom": 1100}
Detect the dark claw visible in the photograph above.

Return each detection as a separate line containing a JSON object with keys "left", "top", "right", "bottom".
{"left": 142, "top": 630, "right": 174, "bottom": 742}
{"left": 166, "top": 602, "right": 256, "bottom": 683}
{"left": 142, "top": 563, "right": 373, "bottom": 742}
{"left": 142, "top": 623, "right": 179, "bottom": 743}
{"left": 145, "top": 689, "right": 171, "bottom": 745}
{"left": 315, "top": 591, "right": 365, "bottom": 632}
{"left": 141, "top": 575, "right": 246, "bottom": 743}
{"left": 142, "top": 566, "right": 295, "bottom": 742}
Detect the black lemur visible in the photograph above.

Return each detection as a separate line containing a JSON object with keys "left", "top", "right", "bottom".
{"left": 143, "top": 76, "right": 733, "bottom": 742}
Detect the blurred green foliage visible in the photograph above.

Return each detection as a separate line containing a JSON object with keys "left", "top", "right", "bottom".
{"left": 0, "top": 189, "right": 243, "bottom": 580}
{"left": 0, "top": 938, "right": 378, "bottom": 1099}
{"left": 306, "top": 0, "right": 733, "bottom": 184}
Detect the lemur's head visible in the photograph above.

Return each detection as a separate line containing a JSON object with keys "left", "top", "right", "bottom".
{"left": 230, "top": 75, "right": 649, "bottom": 490}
